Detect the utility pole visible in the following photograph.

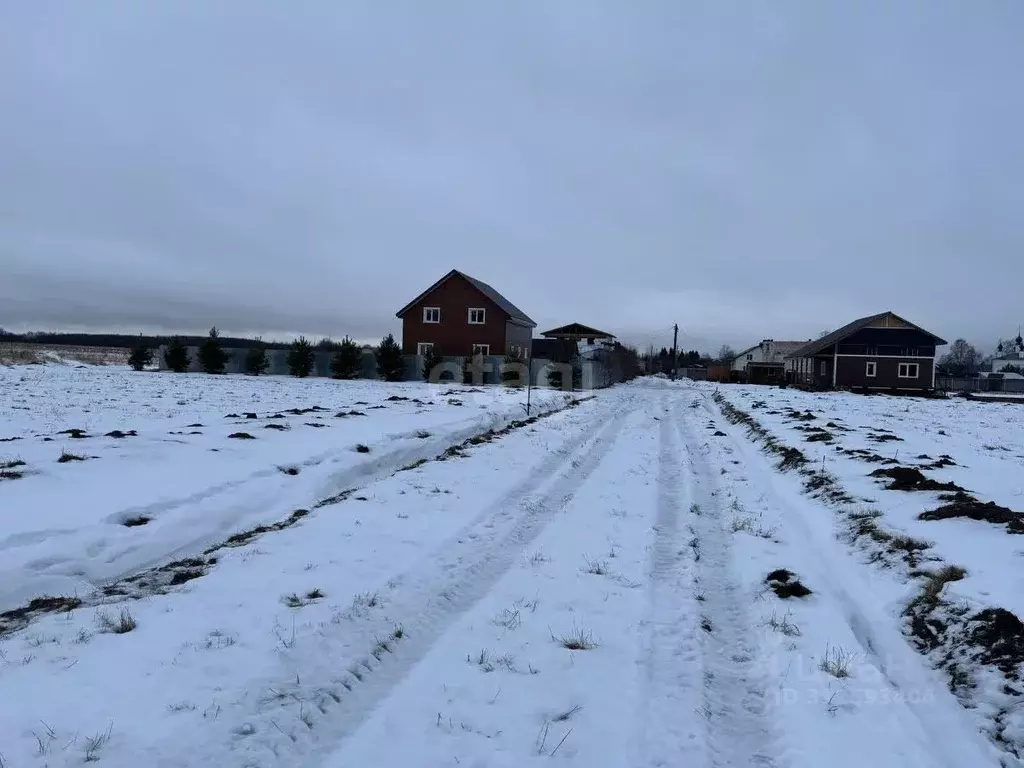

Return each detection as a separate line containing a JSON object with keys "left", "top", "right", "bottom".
{"left": 671, "top": 323, "right": 679, "bottom": 381}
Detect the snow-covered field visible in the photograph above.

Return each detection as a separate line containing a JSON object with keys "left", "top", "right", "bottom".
{"left": 0, "top": 368, "right": 1018, "bottom": 767}
{"left": 0, "top": 366, "right": 578, "bottom": 612}
{"left": 717, "top": 384, "right": 1024, "bottom": 764}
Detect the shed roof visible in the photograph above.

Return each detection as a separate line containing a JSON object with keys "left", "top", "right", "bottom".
{"left": 395, "top": 269, "right": 536, "bottom": 327}
{"left": 540, "top": 323, "right": 615, "bottom": 339}
{"left": 785, "top": 312, "right": 947, "bottom": 359}
{"left": 733, "top": 340, "right": 807, "bottom": 361}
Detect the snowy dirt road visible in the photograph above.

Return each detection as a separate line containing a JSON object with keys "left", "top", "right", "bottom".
{"left": 0, "top": 379, "right": 1006, "bottom": 767}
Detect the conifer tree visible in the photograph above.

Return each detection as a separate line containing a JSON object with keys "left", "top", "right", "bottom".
{"left": 375, "top": 333, "right": 404, "bottom": 382}
{"left": 287, "top": 336, "right": 316, "bottom": 377}
{"left": 245, "top": 338, "right": 270, "bottom": 376}
{"left": 198, "top": 326, "right": 230, "bottom": 374}
{"left": 421, "top": 344, "right": 444, "bottom": 381}
{"left": 330, "top": 336, "right": 362, "bottom": 379}
{"left": 128, "top": 335, "right": 153, "bottom": 371}
{"left": 163, "top": 336, "right": 191, "bottom": 373}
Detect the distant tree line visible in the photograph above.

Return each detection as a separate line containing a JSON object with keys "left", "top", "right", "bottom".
{"left": 642, "top": 348, "right": 713, "bottom": 375}
{"left": 0, "top": 329, "right": 297, "bottom": 350}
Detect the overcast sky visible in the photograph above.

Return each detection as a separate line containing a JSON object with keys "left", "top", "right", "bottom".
{"left": 1, "top": 2, "right": 1021, "bottom": 353}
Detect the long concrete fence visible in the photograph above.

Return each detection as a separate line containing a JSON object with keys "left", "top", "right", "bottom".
{"left": 154, "top": 345, "right": 600, "bottom": 388}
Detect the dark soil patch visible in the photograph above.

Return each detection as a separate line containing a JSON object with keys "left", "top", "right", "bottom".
{"left": 803, "top": 473, "right": 829, "bottom": 491}
{"left": 1, "top": 459, "right": 26, "bottom": 469}
{"left": 228, "top": 432, "right": 256, "bottom": 439}
{"left": 786, "top": 410, "right": 817, "bottom": 421}
{"left": 712, "top": 430, "right": 727, "bottom": 437}
{"left": 58, "top": 428, "right": 88, "bottom": 439}
{"left": 105, "top": 430, "right": 138, "bottom": 439}
{"left": 123, "top": 516, "right": 151, "bottom": 527}
{"left": 244, "top": 412, "right": 258, "bottom": 419}
{"left": 825, "top": 421, "right": 852, "bottom": 432}
{"left": 314, "top": 489, "right": 356, "bottom": 508}
{"left": 186, "top": 423, "right": 204, "bottom": 428}
{"left": 843, "top": 448, "right": 890, "bottom": 463}
{"left": 0, "top": 468, "right": 24, "bottom": 481}
{"left": 921, "top": 456, "right": 957, "bottom": 470}
{"left": 284, "top": 406, "right": 328, "bottom": 415}
{"left": 279, "top": 466, "right": 300, "bottom": 476}
{"left": 920, "top": 498, "right": 1024, "bottom": 534}
{"left": 354, "top": 444, "right": 371, "bottom": 453}
{"left": 264, "top": 423, "right": 289, "bottom": 431}
{"left": 215, "top": 508, "right": 310, "bottom": 550}
{"left": 57, "top": 451, "right": 87, "bottom": 463}
{"left": 938, "top": 491, "right": 974, "bottom": 503}
{"left": 268, "top": 413, "right": 286, "bottom": 419}
{"left": 778, "top": 447, "right": 807, "bottom": 471}
{"left": 870, "top": 466, "right": 964, "bottom": 492}
{"left": 369, "top": 405, "right": 387, "bottom": 410}
{"left": 225, "top": 413, "right": 240, "bottom": 418}
{"left": 386, "top": 395, "right": 410, "bottom": 402}
{"left": 765, "top": 569, "right": 812, "bottom": 599}
{"left": 0, "top": 595, "right": 83, "bottom": 636}
{"left": 0, "top": 436, "right": 22, "bottom": 442}
{"left": 399, "top": 458, "right": 429, "bottom": 472}
{"left": 806, "top": 429, "right": 834, "bottom": 443}
{"left": 904, "top": 565, "right": 968, "bottom": 653}
{"left": 336, "top": 410, "right": 366, "bottom": 418}
{"left": 967, "top": 609, "right": 1024, "bottom": 677}
{"left": 168, "top": 569, "right": 206, "bottom": 586}
{"left": 304, "top": 422, "right": 327, "bottom": 428}
{"left": 869, "top": 433, "right": 904, "bottom": 443}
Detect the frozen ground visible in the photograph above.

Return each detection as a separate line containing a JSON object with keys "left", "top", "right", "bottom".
{"left": 0, "top": 370, "right": 1015, "bottom": 767}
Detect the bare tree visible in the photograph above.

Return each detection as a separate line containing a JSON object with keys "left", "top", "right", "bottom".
{"left": 939, "top": 339, "right": 981, "bottom": 376}
{"left": 716, "top": 345, "right": 737, "bottom": 363}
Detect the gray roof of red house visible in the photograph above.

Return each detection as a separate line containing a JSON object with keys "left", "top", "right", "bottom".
{"left": 785, "top": 311, "right": 947, "bottom": 359}
{"left": 395, "top": 269, "right": 536, "bottom": 327}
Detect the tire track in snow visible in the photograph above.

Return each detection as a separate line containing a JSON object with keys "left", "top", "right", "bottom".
{"left": 679, "top": 395, "right": 785, "bottom": 768}
{"left": 635, "top": 397, "right": 706, "bottom": 767}
{"left": 148, "top": 397, "right": 638, "bottom": 768}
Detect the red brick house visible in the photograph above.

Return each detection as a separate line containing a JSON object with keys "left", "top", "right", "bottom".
{"left": 395, "top": 269, "right": 536, "bottom": 358}
{"left": 786, "top": 311, "right": 947, "bottom": 392}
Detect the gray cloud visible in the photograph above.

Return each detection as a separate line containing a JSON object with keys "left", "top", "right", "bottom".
{"left": 1, "top": 2, "right": 1022, "bottom": 352}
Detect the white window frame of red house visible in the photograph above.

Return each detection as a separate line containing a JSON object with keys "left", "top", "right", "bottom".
{"left": 898, "top": 362, "right": 919, "bottom": 379}
{"left": 417, "top": 342, "right": 434, "bottom": 356}
{"left": 468, "top": 308, "right": 486, "bottom": 325}
{"left": 865, "top": 361, "right": 877, "bottom": 378}
{"left": 472, "top": 344, "right": 490, "bottom": 356}
{"left": 423, "top": 307, "right": 440, "bottom": 323}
